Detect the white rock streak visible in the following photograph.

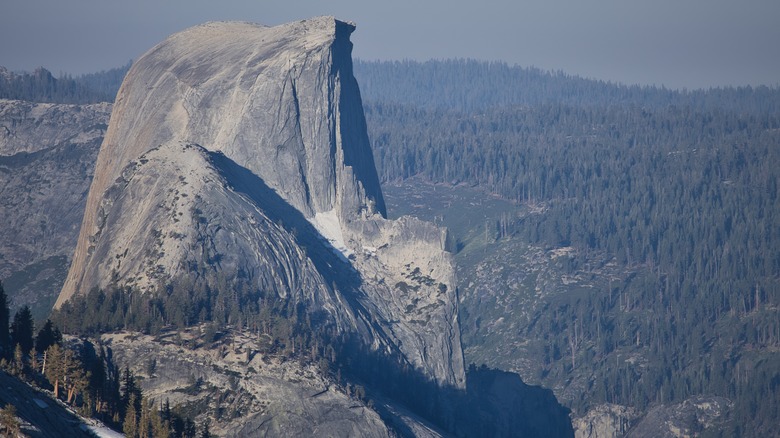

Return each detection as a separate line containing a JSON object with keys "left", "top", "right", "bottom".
{"left": 311, "top": 208, "right": 353, "bottom": 258}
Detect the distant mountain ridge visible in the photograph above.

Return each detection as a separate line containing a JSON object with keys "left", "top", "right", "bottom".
{"left": 354, "top": 58, "right": 780, "bottom": 115}
{"left": 0, "top": 65, "right": 128, "bottom": 104}
{"left": 9, "top": 58, "right": 777, "bottom": 114}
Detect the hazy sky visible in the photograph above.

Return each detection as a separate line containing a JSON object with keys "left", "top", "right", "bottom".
{"left": 1, "top": 0, "right": 779, "bottom": 89}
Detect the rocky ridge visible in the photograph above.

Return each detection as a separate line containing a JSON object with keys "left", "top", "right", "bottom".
{"left": 101, "top": 329, "right": 400, "bottom": 437}
{"left": 57, "top": 17, "right": 464, "bottom": 390}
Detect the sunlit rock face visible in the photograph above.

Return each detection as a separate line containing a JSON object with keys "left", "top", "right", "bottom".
{"left": 57, "top": 17, "right": 464, "bottom": 388}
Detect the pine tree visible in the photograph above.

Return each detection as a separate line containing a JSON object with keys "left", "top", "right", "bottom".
{"left": 150, "top": 399, "right": 170, "bottom": 438}
{"left": 44, "top": 344, "right": 65, "bottom": 399}
{"left": 10, "top": 305, "right": 34, "bottom": 356}
{"left": 84, "top": 344, "right": 109, "bottom": 419}
{"left": 138, "top": 398, "right": 151, "bottom": 438}
{"left": 107, "top": 363, "right": 122, "bottom": 424}
{"left": 12, "top": 344, "right": 24, "bottom": 375}
{"left": 35, "top": 319, "right": 62, "bottom": 353}
{"left": 124, "top": 393, "right": 138, "bottom": 438}
{"left": 63, "top": 348, "right": 89, "bottom": 404}
{"left": 121, "top": 365, "right": 142, "bottom": 416}
{"left": 29, "top": 347, "right": 39, "bottom": 373}
{"left": 0, "top": 404, "right": 20, "bottom": 437}
{"left": 42, "top": 343, "right": 88, "bottom": 405}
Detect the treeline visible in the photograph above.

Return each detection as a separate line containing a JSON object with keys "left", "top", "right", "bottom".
{"left": 51, "top": 280, "right": 451, "bottom": 431}
{"left": 52, "top": 277, "right": 333, "bottom": 367}
{"left": 354, "top": 58, "right": 780, "bottom": 115}
{"left": 51, "top": 278, "right": 573, "bottom": 436}
{"left": 0, "top": 63, "right": 130, "bottom": 104}
{"left": 73, "top": 61, "right": 132, "bottom": 100}
{"left": 0, "top": 281, "right": 204, "bottom": 437}
{"left": 358, "top": 59, "right": 780, "bottom": 435}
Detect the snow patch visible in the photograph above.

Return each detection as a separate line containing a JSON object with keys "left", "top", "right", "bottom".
{"left": 84, "top": 424, "right": 125, "bottom": 438}
{"left": 310, "top": 209, "right": 353, "bottom": 258}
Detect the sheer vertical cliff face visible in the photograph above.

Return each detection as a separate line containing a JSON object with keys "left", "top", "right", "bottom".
{"left": 57, "top": 18, "right": 464, "bottom": 388}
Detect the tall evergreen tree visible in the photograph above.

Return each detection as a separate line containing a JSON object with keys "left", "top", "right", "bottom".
{"left": 44, "top": 343, "right": 65, "bottom": 399}
{"left": 121, "top": 366, "right": 142, "bottom": 418}
{"left": 10, "top": 305, "right": 34, "bottom": 356}
{"left": 0, "top": 404, "right": 20, "bottom": 436}
{"left": 123, "top": 393, "right": 138, "bottom": 438}
{"left": 12, "top": 344, "right": 24, "bottom": 374}
{"left": 35, "top": 319, "right": 62, "bottom": 353}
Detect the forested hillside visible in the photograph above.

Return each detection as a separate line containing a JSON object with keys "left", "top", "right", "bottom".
{"left": 356, "top": 59, "right": 780, "bottom": 436}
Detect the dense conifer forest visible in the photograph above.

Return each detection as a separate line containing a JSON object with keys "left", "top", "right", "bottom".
{"left": 355, "top": 59, "right": 780, "bottom": 436}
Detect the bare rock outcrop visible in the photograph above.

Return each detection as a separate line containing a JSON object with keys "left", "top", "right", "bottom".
{"left": 574, "top": 404, "right": 637, "bottom": 438}
{"left": 57, "top": 17, "right": 464, "bottom": 389}
{"left": 626, "top": 396, "right": 731, "bottom": 438}
{"left": 0, "top": 99, "right": 110, "bottom": 156}
{"left": 573, "top": 397, "right": 731, "bottom": 438}
{"left": 101, "top": 330, "right": 394, "bottom": 437}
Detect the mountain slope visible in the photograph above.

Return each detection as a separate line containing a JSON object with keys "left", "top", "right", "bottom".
{"left": 365, "top": 60, "right": 780, "bottom": 436}
{"left": 56, "top": 17, "right": 464, "bottom": 391}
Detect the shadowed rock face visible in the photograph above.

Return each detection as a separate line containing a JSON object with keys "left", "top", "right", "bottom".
{"left": 57, "top": 18, "right": 464, "bottom": 388}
